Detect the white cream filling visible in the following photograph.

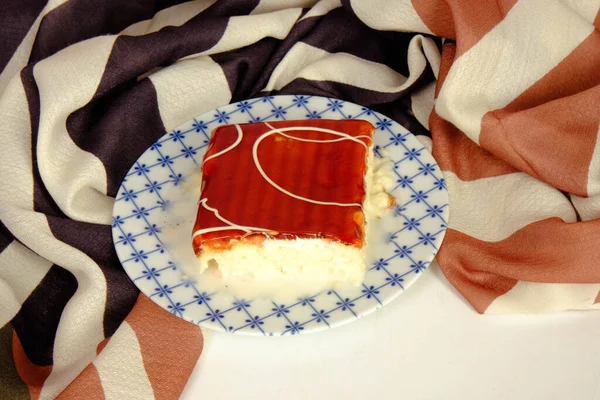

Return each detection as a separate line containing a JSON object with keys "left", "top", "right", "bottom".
{"left": 201, "top": 238, "right": 366, "bottom": 285}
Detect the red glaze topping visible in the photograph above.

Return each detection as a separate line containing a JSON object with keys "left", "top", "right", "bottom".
{"left": 192, "top": 120, "right": 374, "bottom": 254}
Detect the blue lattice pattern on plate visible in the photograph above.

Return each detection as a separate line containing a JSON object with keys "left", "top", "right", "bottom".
{"left": 112, "top": 95, "right": 449, "bottom": 336}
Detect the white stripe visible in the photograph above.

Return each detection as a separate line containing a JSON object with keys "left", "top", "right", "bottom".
{"left": 262, "top": 42, "right": 409, "bottom": 93}
{"left": 420, "top": 35, "right": 441, "bottom": 79}
{"left": 251, "top": 0, "right": 319, "bottom": 15}
{"left": 486, "top": 281, "right": 600, "bottom": 314}
{"left": 35, "top": 217, "right": 107, "bottom": 399}
{"left": 0, "top": 0, "right": 69, "bottom": 96}
{"left": 0, "top": 69, "right": 108, "bottom": 395}
{"left": 586, "top": 125, "right": 600, "bottom": 197}
{"left": 435, "top": 0, "right": 595, "bottom": 143}
{"left": 561, "top": 0, "right": 600, "bottom": 24}
{"left": 179, "top": 8, "right": 302, "bottom": 62}
{"left": 411, "top": 81, "right": 435, "bottom": 130}
{"left": 0, "top": 75, "right": 34, "bottom": 210}
{"left": 0, "top": 208, "right": 108, "bottom": 400}
{"left": 0, "top": 26, "right": 123, "bottom": 400}
{"left": 120, "top": 0, "right": 216, "bottom": 36}
{"left": 0, "top": 58, "right": 52, "bottom": 326}
{"left": 299, "top": 0, "right": 341, "bottom": 20}
{"left": 348, "top": 0, "right": 432, "bottom": 34}
{"left": 94, "top": 322, "right": 156, "bottom": 400}
{"left": 405, "top": 35, "right": 439, "bottom": 84}
{"left": 570, "top": 193, "right": 600, "bottom": 222}
{"left": 0, "top": 280, "right": 21, "bottom": 327}
{"left": 202, "top": 9, "right": 302, "bottom": 56}
{"left": 33, "top": 36, "right": 117, "bottom": 224}
{"left": 0, "top": 241, "right": 53, "bottom": 326}
{"left": 149, "top": 56, "right": 231, "bottom": 131}
{"left": 445, "top": 172, "right": 577, "bottom": 242}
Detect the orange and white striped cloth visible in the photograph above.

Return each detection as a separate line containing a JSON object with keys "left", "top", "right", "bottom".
{"left": 1, "top": 0, "right": 599, "bottom": 398}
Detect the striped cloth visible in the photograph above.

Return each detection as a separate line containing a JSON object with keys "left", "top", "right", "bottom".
{"left": 1, "top": 0, "right": 599, "bottom": 398}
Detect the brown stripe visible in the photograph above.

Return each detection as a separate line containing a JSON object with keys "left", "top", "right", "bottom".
{"left": 212, "top": 6, "right": 312, "bottom": 101}
{"left": 56, "top": 363, "right": 105, "bottom": 400}
{"left": 65, "top": 78, "right": 166, "bottom": 197}
{"left": 371, "top": 88, "right": 434, "bottom": 138}
{"left": 11, "top": 265, "right": 77, "bottom": 366}
{"left": 21, "top": 66, "right": 66, "bottom": 218}
{"left": 0, "top": 0, "right": 46, "bottom": 72}
{"left": 0, "top": 220, "right": 14, "bottom": 254}
{"left": 440, "top": 218, "right": 600, "bottom": 285}
{"left": 28, "top": 0, "right": 191, "bottom": 64}
{"left": 0, "top": 326, "right": 30, "bottom": 400}
{"left": 448, "top": 0, "right": 518, "bottom": 57}
{"left": 12, "top": 332, "right": 52, "bottom": 400}
{"left": 480, "top": 31, "right": 600, "bottom": 196}
{"left": 46, "top": 217, "right": 138, "bottom": 339}
{"left": 595, "top": 291, "right": 600, "bottom": 304}
{"left": 212, "top": 37, "right": 281, "bottom": 102}
{"left": 410, "top": 0, "right": 456, "bottom": 39}
{"left": 213, "top": 4, "right": 427, "bottom": 103}
{"left": 269, "top": 78, "right": 431, "bottom": 137}
{"left": 94, "top": 0, "right": 257, "bottom": 99}
{"left": 299, "top": 7, "right": 415, "bottom": 77}
{"left": 126, "top": 294, "right": 203, "bottom": 400}
{"left": 595, "top": 7, "right": 600, "bottom": 29}
{"left": 65, "top": 0, "right": 257, "bottom": 197}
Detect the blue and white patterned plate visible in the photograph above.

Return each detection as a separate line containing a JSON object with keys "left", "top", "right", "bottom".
{"left": 112, "top": 95, "right": 449, "bottom": 336}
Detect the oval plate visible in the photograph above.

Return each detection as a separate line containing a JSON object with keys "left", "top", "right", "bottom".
{"left": 112, "top": 95, "right": 449, "bottom": 336}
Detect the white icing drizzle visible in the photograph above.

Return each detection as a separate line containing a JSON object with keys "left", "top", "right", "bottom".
{"left": 203, "top": 124, "right": 243, "bottom": 164}
{"left": 193, "top": 122, "right": 370, "bottom": 238}
{"left": 254, "top": 122, "right": 368, "bottom": 208}
{"left": 192, "top": 198, "right": 272, "bottom": 239}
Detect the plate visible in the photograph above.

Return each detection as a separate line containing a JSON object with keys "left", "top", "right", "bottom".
{"left": 112, "top": 95, "right": 449, "bottom": 336}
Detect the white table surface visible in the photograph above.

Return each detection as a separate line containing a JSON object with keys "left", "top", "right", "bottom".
{"left": 181, "top": 262, "right": 600, "bottom": 400}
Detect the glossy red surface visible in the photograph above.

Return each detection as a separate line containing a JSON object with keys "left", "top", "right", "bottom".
{"left": 192, "top": 120, "right": 374, "bottom": 254}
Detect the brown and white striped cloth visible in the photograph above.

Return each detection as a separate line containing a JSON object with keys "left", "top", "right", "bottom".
{"left": 1, "top": 0, "right": 599, "bottom": 398}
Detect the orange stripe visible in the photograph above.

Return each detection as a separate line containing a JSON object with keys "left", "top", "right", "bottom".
{"left": 411, "top": 0, "right": 456, "bottom": 39}
{"left": 449, "top": 0, "right": 518, "bottom": 57}
{"left": 431, "top": 110, "right": 518, "bottom": 179}
{"left": 595, "top": 8, "right": 600, "bottom": 29}
{"left": 12, "top": 332, "right": 52, "bottom": 400}
{"left": 439, "top": 218, "right": 600, "bottom": 286}
{"left": 96, "top": 337, "right": 110, "bottom": 355}
{"left": 433, "top": 42, "right": 456, "bottom": 99}
{"left": 438, "top": 216, "right": 600, "bottom": 312}
{"left": 437, "top": 241, "right": 517, "bottom": 314}
{"left": 56, "top": 364, "right": 105, "bottom": 400}
{"left": 595, "top": 291, "right": 600, "bottom": 304}
{"left": 431, "top": 41, "right": 518, "bottom": 179}
{"left": 126, "top": 294, "right": 203, "bottom": 400}
{"left": 480, "top": 31, "right": 600, "bottom": 196}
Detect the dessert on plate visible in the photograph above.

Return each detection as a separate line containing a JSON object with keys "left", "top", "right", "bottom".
{"left": 192, "top": 119, "right": 393, "bottom": 285}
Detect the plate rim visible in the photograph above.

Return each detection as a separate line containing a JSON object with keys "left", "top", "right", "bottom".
{"left": 111, "top": 94, "right": 450, "bottom": 336}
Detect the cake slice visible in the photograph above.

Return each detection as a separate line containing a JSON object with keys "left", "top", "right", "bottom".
{"left": 192, "top": 119, "right": 379, "bottom": 285}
